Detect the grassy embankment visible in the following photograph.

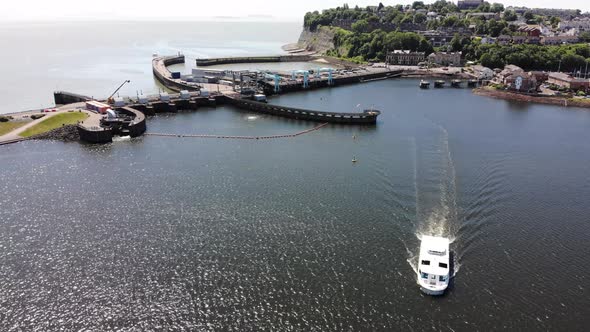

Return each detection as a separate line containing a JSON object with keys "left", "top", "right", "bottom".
{"left": 19, "top": 112, "right": 88, "bottom": 138}
{"left": 0, "top": 121, "right": 29, "bottom": 136}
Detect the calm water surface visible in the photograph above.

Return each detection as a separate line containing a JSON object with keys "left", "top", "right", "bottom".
{"left": 1, "top": 21, "right": 590, "bottom": 331}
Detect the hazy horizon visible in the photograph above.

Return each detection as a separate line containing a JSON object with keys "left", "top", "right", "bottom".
{"left": 2, "top": 0, "right": 588, "bottom": 22}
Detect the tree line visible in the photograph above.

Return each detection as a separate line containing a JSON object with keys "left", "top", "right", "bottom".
{"left": 329, "top": 28, "right": 433, "bottom": 62}
{"left": 451, "top": 34, "right": 590, "bottom": 72}
{"left": 304, "top": 2, "right": 590, "bottom": 71}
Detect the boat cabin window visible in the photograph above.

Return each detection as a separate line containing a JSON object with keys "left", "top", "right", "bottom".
{"left": 439, "top": 275, "right": 447, "bottom": 282}
{"left": 421, "top": 260, "right": 430, "bottom": 265}
{"left": 421, "top": 272, "right": 428, "bottom": 279}
{"left": 439, "top": 263, "right": 448, "bottom": 268}
{"left": 428, "top": 250, "right": 446, "bottom": 256}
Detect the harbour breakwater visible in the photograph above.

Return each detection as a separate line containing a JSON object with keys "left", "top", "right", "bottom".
{"left": 152, "top": 55, "right": 384, "bottom": 124}
{"left": 196, "top": 54, "right": 313, "bottom": 67}
{"left": 54, "top": 91, "right": 92, "bottom": 105}
{"left": 152, "top": 55, "right": 198, "bottom": 92}
{"left": 223, "top": 96, "right": 380, "bottom": 124}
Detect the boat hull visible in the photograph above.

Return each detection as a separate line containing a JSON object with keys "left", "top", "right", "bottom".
{"left": 419, "top": 285, "right": 446, "bottom": 296}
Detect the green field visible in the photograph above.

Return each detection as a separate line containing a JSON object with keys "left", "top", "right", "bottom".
{"left": 0, "top": 121, "right": 29, "bottom": 136}
{"left": 19, "top": 112, "right": 88, "bottom": 138}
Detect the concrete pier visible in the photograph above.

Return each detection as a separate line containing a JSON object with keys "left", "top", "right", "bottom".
{"left": 262, "top": 69, "right": 403, "bottom": 95}
{"left": 54, "top": 91, "right": 92, "bottom": 105}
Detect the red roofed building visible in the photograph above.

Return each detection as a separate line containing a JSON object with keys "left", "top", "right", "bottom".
{"left": 517, "top": 25, "right": 541, "bottom": 37}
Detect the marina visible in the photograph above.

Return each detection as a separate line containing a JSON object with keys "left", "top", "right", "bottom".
{"left": 2, "top": 54, "right": 397, "bottom": 145}
{"left": 451, "top": 79, "right": 463, "bottom": 88}
{"left": 416, "top": 79, "right": 482, "bottom": 90}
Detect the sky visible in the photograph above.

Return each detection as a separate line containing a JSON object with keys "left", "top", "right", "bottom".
{"left": 1, "top": 0, "right": 588, "bottom": 22}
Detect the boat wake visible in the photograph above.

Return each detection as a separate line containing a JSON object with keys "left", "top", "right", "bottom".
{"left": 112, "top": 136, "right": 131, "bottom": 142}
{"left": 408, "top": 125, "right": 461, "bottom": 278}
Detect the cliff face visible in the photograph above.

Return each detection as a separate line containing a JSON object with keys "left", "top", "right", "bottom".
{"left": 297, "top": 27, "right": 335, "bottom": 54}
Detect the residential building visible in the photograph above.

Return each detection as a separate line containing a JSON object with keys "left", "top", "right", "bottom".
{"left": 496, "top": 34, "right": 541, "bottom": 45}
{"left": 330, "top": 19, "right": 426, "bottom": 32}
{"left": 497, "top": 35, "right": 512, "bottom": 45}
{"left": 541, "top": 35, "right": 580, "bottom": 45}
{"left": 559, "top": 18, "right": 590, "bottom": 31}
{"left": 547, "top": 72, "right": 590, "bottom": 90}
{"left": 529, "top": 71, "right": 549, "bottom": 82}
{"left": 437, "top": 27, "right": 472, "bottom": 35}
{"left": 427, "top": 52, "right": 462, "bottom": 66}
{"left": 528, "top": 8, "right": 579, "bottom": 19}
{"left": 386, "top": 50, "right": 425, "bottom": 66}
{"left": 467, "top": 12, "right": 501, "bottom": 20}
{"left": 539, "top": 25, "right": 552, "bottom": 36}
{"left": 496, "top": 65, "right": 525, "bottom": 84}
{"left": 517, "top": 25, "right": 541, "bottom": 37}
{"left": 506, "top": 6, "right": 527, "bottom": 15}
{"left": 457, "top": 0, "right": 483, "bottom": 10}
{"left": 427, "top": 12, "right": 438, "bottom": 21}
{"left": 446, "top": 12, "right": 466, "bottom": 19}
{"left": 505, "top": 73, "right": 537, "bottom": 92}
{"left": 511, "top": 36, "right": 528, "bottom": 44}
{"left": 421, "top": 30, "right": 461, "bottom": 47}
{"left": 471, "top": 65, "right": 494, "bottom": 80}
{"left": 480, "top": 37, "right": 496, "bottom": 44}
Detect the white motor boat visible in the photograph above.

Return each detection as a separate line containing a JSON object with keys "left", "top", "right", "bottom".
{"left": 418, "top": 235, "right": 450, "bottom": 295}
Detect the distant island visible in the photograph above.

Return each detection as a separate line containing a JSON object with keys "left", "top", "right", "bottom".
{"left": 296, "top": 1, "right": 590, "bottom": 105}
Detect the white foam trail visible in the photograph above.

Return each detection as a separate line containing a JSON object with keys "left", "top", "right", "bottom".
{"left": 112, "top": 136, "right": 131, "bottom": 142}
{"left": 415, "top": 126, "right": 458, "bottom": 240}
{"left": 411, "top": 137, "right": 419, "bottom": 225}
{"left": 409, "top": 125, "right": 461, "bottom": 279}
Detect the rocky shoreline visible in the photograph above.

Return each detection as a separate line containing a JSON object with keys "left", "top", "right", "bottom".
{"left": 29, "top": 125, "right": 80, "bottom": 142}
{"left": 473, "top": 87, "right": 590, "bottom": 109}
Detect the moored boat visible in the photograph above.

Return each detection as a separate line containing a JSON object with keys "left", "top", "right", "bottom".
{"left": 418, "top": 235, "right": 450, "bottom": 295}
{"left": 451, "top": 79, "right": 462, "bottom": 88}
{"left": 420, "top": 80, "right": 430, "bottom": 89}
{"left": 434, "top": 80, "right": 445, "bottom": 88}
